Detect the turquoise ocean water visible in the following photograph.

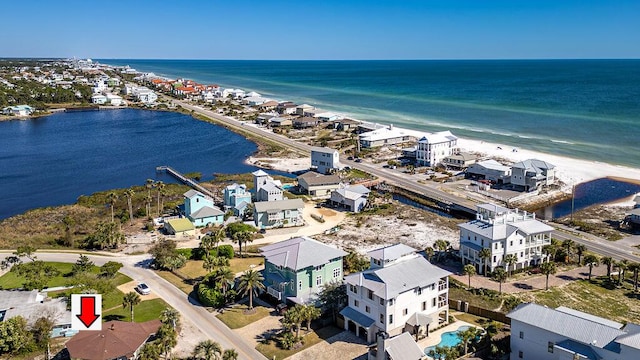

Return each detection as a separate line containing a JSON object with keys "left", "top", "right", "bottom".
{"left": 102, "top": 59, "right": 640, "bottom": 169}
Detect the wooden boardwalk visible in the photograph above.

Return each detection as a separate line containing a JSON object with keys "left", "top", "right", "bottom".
{"left": 156, "top": 166, "right": 221, "bottom": 203}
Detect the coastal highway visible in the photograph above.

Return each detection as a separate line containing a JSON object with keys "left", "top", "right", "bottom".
{"left": 0, "top": 252, "right": 267, "bottom": 360}
{"left": 551, "top": 228, "right": 640, "bottom": 263}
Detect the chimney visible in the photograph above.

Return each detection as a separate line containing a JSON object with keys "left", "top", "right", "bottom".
{"left": 110, "top": 324, "right": 115, "bottom": 330}
{"left": 376, "top": 331, "right": 389, "bottom": 360}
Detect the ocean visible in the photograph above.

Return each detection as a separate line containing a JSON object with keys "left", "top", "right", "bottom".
{"left": 102, "top": 59, "right": 640, "bottom": 169}
{"left": 0, "top": 109, "right": 260, "bottom": 219}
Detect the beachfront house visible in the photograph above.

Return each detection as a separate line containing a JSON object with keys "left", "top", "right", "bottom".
{"left": 310, "top": 146, "right": 340, "bottom": 174}
{"left": 297, "top": 171, "right": 342, "bottom": 198}
{"left": 341, "top": 244, "right": 451, "bottom": 344}
{"left": 511, "top": 159, "right": 556, "bottom": 192}
{"left": 253, "top": 170, "right": 284, "bottom": 202}
{"left": 2, "top": 105, "right": 34, "bottom": 116}
{"left": 314, "top": 112, "right": 343, "bottom": 122}
{"left": 508, "top": 303, "right": 640, "bottom": 360}
{"left": 296, "top": 104, "right": 315, "bottom": 116}
{"left": 277, "top": 101, "right": 298, "bottom": 115}
{"left": 416, "top": 131, "right": 458, "bottom": 167}
{"left": 223, "top": 183, "right": 252, "bottom": 216}
{"left": 458, "top": 203, "right": 554, "bottom": 274}
{"left": 293, "top": 117, "right": 322, "bottom": 129}
{"left": 443, "top": 151, "right": 478, "bottom": 170}
{"left": 359, "top": 124, "right": 425, "bottom": 148}
{"left": 91, "top": 94, "right": 107, "bottom": 104}
{"left": 269, "top": 117, "right": 293, "bottom": 127}
{"left": 164, "top": 218, "right": 196, "bottom": 238}
{"left": 625, "top": 208, "right": 640, "bottom": 228}
{"left": 106, "top": 93, "right": 123, "bottom": 106}
{"left": 183, "top": 190, "right": 224, "bottom": 227}
{"left": 260, "top": 236, "right": 347, "bottom": 304}
{"left": 253, "top": 198, "right": 305, "bottom": 229}
{"left": 466, "top": 160, "right": 512, "bottom": 184}
{"left": 330, "top": 184, "right": 371, "bottom": 213}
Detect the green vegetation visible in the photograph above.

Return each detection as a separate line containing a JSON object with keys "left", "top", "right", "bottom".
{"left": 256, "top": 326, "right": 342, "bottom": 360}
{"left": 215, "top": 305, "right": 270, "bottom": 329}
{"left": 103, "top": 298, "right": 170, "bottom": 322}
{"left": 0, "top": 261, "right": 95, "bottom": 290}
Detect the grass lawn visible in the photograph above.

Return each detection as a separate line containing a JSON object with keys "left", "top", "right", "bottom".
{"left": 256, "top": 325, "right": 343, "bottom": 360}
{"left": 175, "top": 257, "right": 263, "bottom": 280}
{"left": 0, "top": 261, "right": 104, "bottom": 290}
{"left": 514, "top": 277, "right": 640, "bottom": 324}
{"left": 449, "top": 287, "right": 503, "bottom": 311}
{"left": 216, "top": 305, "right": 271, "bottom": 329}
{"left": 155, "top": 270, "right": 195, "bottom": 295}
{"left": 103, "top": 298, "right": 170, "bottom": 322}
{"left": 229, "top": 257, "right": 263, "bottom": 274}
{"left": 176, "top": 260, "right": 206, "bottom": 279}
{"left": 452, "top": 311, "right": 492, "bottom": 327}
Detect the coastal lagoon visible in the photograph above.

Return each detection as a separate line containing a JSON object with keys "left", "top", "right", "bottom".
{"left": 0, "top": 109, "right": 259, "bottom": 220}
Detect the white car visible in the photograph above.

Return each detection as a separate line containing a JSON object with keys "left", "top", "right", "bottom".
{"left": 136, "top": 283, "right": 151, "bottom": 295}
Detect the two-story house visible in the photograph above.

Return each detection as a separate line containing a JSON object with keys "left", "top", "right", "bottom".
{"left": 416, "top": 131, "right": 458, "bottom": 167}
{"left": 297, "top": 171, "right": 342, "bottom": 199}
{"left": 254, "top": 198, "right": 305, "bottom": 229}
{"left": 508, "top": 303, "right": 640, "bottom": 360}
{"left": 223, "top": 183, "right": 252, "bottom": 216}
{"left": 183, "top": 190, "right": 224, "bottom": 227}
{"left": 341, "top": 244, "right": 451, "bottom": 343}
{"left": 310, "top": 146, "right": 340, "bottom": 174}
{"left": 511, "top": 159, "right": 556, "bottom": 192}
{"left": 260, "top": 236, "right": 347, "bottom": 304}
{"left": 253, "top": 169, "right": 284, "bottom": 202}
{"left": 459, "top": 203, "right": 554, "bottom": 274}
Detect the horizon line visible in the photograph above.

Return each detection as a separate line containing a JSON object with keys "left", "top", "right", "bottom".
{"left": 1, "top": 57, "right": 640, "bottom": 62}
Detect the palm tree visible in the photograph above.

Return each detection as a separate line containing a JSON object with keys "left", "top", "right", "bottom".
{"left": 575, "top": 244, "right": 587, "bottom": 265}
{"left": 562, "top": 239, "right": 575, "bottom": 263}
{"left": 424, "top": 246, "right": 435, "bottom": 262}
{"left": 211, "top": 266, "right": 235, "bottom": 295}
{"left": 156, "top": 323, "right": 177, "bottom": 359}
{"left": 222, "top": 349, "right": 238, "bottom": 360}
{"left": 492, "top": 267, "right": 507, "bottom": 294}
{"left": 237, "top": 269, "right": 265, "bottom": 310}
{"left": 204, "top": 255, "right": 229, "bottom": 273}
{"left": 629, "top": 262, "right": 640, "bottom": 292}
{"left": 618, "top": 259, "right": 629, "bottom": 286}
{"left": 233, "top": 231, "right": 254, "bottom": 258}
{"left": 138, "top": 342, "right": 161, "bottom": 360}
{"left": 583, "top": 254, "right": 599, "bottom": 280}
{"left": 192, "top": 340, "right": 222, "bottom": 360}
{"left": 284, "top": 305, "right": 305, "bottom": 338}
{"left": 458, "top": 327, "right": 480, "bottom": 355}
{"left": 145, "top": 194, "right": 153, "bottom": 219}
{"left": 504, "top": 254, "right": 517, "bottom": 277}
{"left": 124, "top": 188, "right": 135, "bottom": 225}
{"left": 434, "top": 239, "right": 449, "bottom": 262}
{"left": 463, "top": 264, "right": 476, "bottom": 288}
{"left": 155, "top": 181, "right": 165, "bottom": 216}
{"left": 478, "top": 248, "right": 492, "bottom": 275}
{"left": 107, "top": 192, "right": 118, "bottom": 223}
{"left": 301, "top": 304, "right": 321, "bottom": 333}
{"left": 160, "top": 307, "right": 180, "bottom": 330}
{"left": 122, "top": 291, "right": 141, "bottom": 322}
{"left": 542, "top": 244, "right": 558, "bottom": 262}
{"left": 145, "top": 179, "right": 155, "bottom": 217}
{"left": 601, "top": 256, "right": 614, "bottom": 279}
{"left": 540, "top": 261, "right": 557, "bottom": 290}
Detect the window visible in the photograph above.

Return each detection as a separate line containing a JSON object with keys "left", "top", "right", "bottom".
{"left": 493, "top": 256, "right": 496, "bottom": 262}
{"left": 365, "top": 306, "right": 370, "bottom": 313}
{"left": 368, "top": 290, "right": 374, "bottom": 300}
{"left": 389, "top": 314, "right": 393, "bottom": 324}
{"left": 354, "top": 300, "right": 359, "bottom": 307}
{"left": 349, "top": 284, "right": 357, "bottom": 294}
{"left": 481, "top": 239, "right": 484, "bottom": 246}
{"left": 380, "top": 298, "right": 384, "bottom": 306}
{"left": 518, "top": 351, "right": 523, "bottom": 359}
{"left": 316, "top": 275, "right": 322, "bottom": 286}
{"left": 379, "top": 314, "right": 384, "bottom": 323}
{"left": 422, "top": 301, "right": 427, "bottom": 311}
{"left": 520, "top": 252, "right": 524, "bottom": 257}
{"left": 548, "top": 341, "right": 554, "bottom": 353}
{"left": 403, "top": 308, "right": 408, "bottom": 316}
{"left": 315, "top": 265, "right": 322, "bottom": 271}
{"left": 519, "top": 331, "right": 524, "bottom": 339}
{"left": 520, "top": 239, "right": 523, "bottom": 245}
{"left": 333, "top": 268, "right": 341, "bottom": 278}
{"left": 432, "top": 298, "right": 436, "bottom": 307}
{"left": 510, "top": 240, "right": 513, "bottom": 247}
{"left": 494, "top": 243, "right": 498, "bottom": 250}
{"left": 417, "top": 287, "right": 422, "bottom": 295}
{"left": 389, "top": 298, "right": 394, "bottom": 305}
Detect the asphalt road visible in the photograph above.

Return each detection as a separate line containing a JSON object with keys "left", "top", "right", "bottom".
{"left": 0, "top": 252, "right": 267, "bottom": 360}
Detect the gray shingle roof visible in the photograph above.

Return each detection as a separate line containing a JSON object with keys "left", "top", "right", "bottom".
{"left": 254, "top": 198, "right": 304, "bottom": 213}
{"left": 507, "top": 303, "right": 626, "bottom": 349}
{"left": 385, "top": 332, "right": 425, "bottom": 360}
{"left": 297, "top": 171, "right": 341, "bottom": 186}
{"left": 345, "top": 255, "right": 450, "bottom": 299}
{"left": 190, "top": 206, "right": 224, "bottom": 219}
{"left": 259, "top": 236, "right": 347, "bottom": 271}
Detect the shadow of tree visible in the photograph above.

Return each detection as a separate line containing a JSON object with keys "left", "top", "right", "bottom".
{"left": 103, "top": 314, "right": 126, "bottom": 322}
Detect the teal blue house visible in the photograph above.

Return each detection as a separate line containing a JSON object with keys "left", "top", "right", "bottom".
{"left": 223, "top": 183, "right": 252, "bottom": 216}
{"left": 183, "top": 190, "right": 224, "bottom": 227}
{"left": 260, "top": 236, "right": 347, "bottom": 304}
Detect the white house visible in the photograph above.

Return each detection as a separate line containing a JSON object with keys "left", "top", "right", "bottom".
{"left": 330, "top": 185, "right": 370, "bottom": 213}
{"left": 2, "top": 105, "right": 34, "bottom": 116}
{"left": 253, "top": 170, "right": 284, "bottom": 202}
{"left": 508, "top": 303, "right": 640, "bottom": 360}
{"left": 466, "top": 160, "right": 512, "bottom": 184}
{"left": 106, "top": 93, "right": 123, "bottom": 106}
{"left": 359, "top": 125, "right": 426, "bottom": 148}
{"left": 511, "top": 159, "right": 556, "bottom": 192}
{"left": 416, "top": 131, "right": 458, "bottom": 167}
{"left": 254, "top": 198, "right": 305, "bottom": 229}
{"left": 295, "top": 104, "right": 315, "bottom": 116}
{"left": 91, "top": 94, "right": 107, "bottom": 105}
{"left": 314, "top": 112, "right": 343, "bottom": 122}
{"left": 459, "top": 203, "right": 554, "bottom": 274}
{"left": 137, "top": 90, "right": 158, "bottom": 104}
{"left": 341, "top": 244, "right": 451, "bottom": 343}
{"left": 310, "top": 146, "right": 340, "bottom": 174}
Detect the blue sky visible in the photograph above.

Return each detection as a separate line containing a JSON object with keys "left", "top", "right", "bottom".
{"left": 1, "top": 0, "right": 638, "bottom": 60}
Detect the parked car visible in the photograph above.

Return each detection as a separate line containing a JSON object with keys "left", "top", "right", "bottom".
{"left": 354, "top": 158, "right": 362, "bottom": 163}
{"left": 276, "top": 303, "right": 288, "bottom": 315}
{"left": 136, "top": 283, "right": 151, "bottom": 295}
{"left": 347, "top": 156, "right": 354, "bottom": 160}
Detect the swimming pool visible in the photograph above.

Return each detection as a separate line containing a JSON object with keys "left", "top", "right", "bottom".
{"left": 424, "top": 325, "right": 472, "bottom": 358}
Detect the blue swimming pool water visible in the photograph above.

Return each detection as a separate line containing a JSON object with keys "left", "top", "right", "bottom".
{"left": 424, "top": 325, "right": 472, "bottom": 358}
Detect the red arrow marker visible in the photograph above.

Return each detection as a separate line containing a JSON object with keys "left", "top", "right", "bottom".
{"left": 76, "top": 296, "right": 99, "bottom": 328}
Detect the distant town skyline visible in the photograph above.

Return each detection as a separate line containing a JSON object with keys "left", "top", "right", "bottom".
{"left": 1, "top": 0, "right": 638, "bottom": 60}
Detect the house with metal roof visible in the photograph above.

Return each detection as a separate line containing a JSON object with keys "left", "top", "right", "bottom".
{"left": 0, "top": 290, "right": 75, "bottom": 338}
{"left": 259, "top": 236, "right": 347, "bottom": 304}
{"left": 182, "top": 190, "right": 224, "bottom": 227}
{"left": 330, "top": 184, "right": 370, "bottom": 213}
{"left": 2, "top": 104, "right": 34, "bottom": 116}
{"left": 511, "top": 158, "right": 556, "bottom": 192}
{"left": 443, "top": 151, "right": 478, "bottom": 170}
{"left": 508, "top": 303, "right": 640, "bottom": 360}
{"left": 370, "top": 331, "right": 426, "bottom": 360}
{"left": 466, "top": 160, "right": 512, "bottom": 184}
{"left": 164, "top": 218, "right": 196, "bottom": 238}
{"left": 223, "top": 183, "right": 252, "bottom": 216}
{"left": 297, "top": 171, "right": 342, "bottom": 198}
{"left": 459, "top": 203, "right": 553, "bottom": 274}
{"left": 416, "top": 131, "right": 458, "bottom": 167}
{"left": 253, "top": 198, "right": 305, "bottom": 229}
{"left": 253, "top": 169, "right": 284, "bottom": 202}
{"left": 310, "top": 146, "right": 340, "bottom": 174}
{"left": 341, "top": 244, "right": 451, "bottom": 344}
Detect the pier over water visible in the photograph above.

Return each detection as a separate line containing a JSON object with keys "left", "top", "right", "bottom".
{"left": 156, "top": 166, "right": 221, "bottom": 203}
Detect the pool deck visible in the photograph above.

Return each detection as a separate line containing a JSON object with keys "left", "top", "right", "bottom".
{"left": 417, "top": 320, "right": 477, "bottom": 349}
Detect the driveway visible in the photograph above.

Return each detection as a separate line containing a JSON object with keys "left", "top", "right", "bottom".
{"left": 286, "top": 330, "right": 368, "bottom": 360}
{"left": 233, "top": 310, "right": 283, "bottom": 347}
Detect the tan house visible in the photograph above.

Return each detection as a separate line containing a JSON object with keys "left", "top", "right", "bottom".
{"left": 297, "top": 171, "right": 342, "bottom": 198}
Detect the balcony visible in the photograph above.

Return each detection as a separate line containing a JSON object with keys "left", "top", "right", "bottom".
{"left": 438, "top": 279, "right": 448, "bottom": 292}
{"left": 267, "top": 286, "right": 282, "bottom": 301}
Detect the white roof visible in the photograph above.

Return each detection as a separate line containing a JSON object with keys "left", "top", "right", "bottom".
{"left": 418, "top": 130, "right": 458, "bottom": 144}
{"left": 473, "top": 159, "right": 511, "bottom": 172}
{"left": 310, "top": 146, "right": 338, "bottom": 154}
{"left": 254, "top": 198, "right": 304, "bottom": 213}
{"left": 252, "top": 169, "right": 269, "bottom": 177}
{"left": 359, "top": 126, "right": 427, "bottom": 142}
{"left": 385, "top": 332, "right": 425, "bottom": 360}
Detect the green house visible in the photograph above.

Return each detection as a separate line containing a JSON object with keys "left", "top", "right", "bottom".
{"left": 260, "top": 236, "right": 347, "bottom": 305}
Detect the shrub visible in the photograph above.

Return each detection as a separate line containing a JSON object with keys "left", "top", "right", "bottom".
{"left": 176, "top": 248, "right": 193, "bottom": 259}
{"left": 197, "top": 283, "right": 225, "bottom": 307}
{"left": 279, "top": 332, "right": 301, "bottom": 350}
{"left": 217, "top": 245, "right": 234, "bottom": 259}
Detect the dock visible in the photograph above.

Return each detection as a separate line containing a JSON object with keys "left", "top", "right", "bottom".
{"left": 156, "top": 166, "right": 221, "bottom": 203}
